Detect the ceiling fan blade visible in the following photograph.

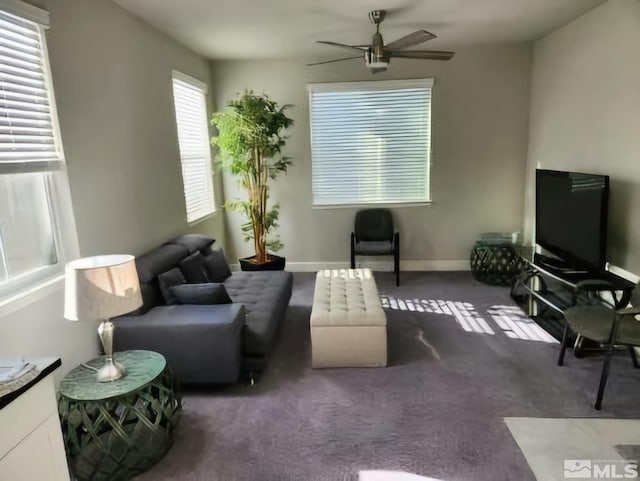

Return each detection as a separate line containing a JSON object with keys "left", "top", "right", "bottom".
{"left": 306, "top": 56, "right": 362, "bottom": 67}
{"left": 389, "top": 50, "right": 455, "bottom": 61}
{"left": 316, "top": 41, "right": 367, "bottom": 52}
{"left": 385, "top": 30, "right": 436, "bottom": 50}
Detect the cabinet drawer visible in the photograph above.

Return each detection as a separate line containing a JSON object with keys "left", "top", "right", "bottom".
{"left": 0, "top": 375, "right": 57, "bottom": 458}
{"left": 0, "top": 414, "right": 69, "bottom": 481}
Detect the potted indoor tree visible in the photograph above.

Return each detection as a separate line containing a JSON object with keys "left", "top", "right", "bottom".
{"left": 211, "top": 91, "right": 294, "bottom": 271}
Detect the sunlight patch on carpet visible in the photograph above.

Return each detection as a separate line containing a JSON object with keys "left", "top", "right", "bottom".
{"left": 488, "top": 305, "right": 557, "bottom": 343}
{"left": 380, "top": 296, "right": 557, "bottom": 343}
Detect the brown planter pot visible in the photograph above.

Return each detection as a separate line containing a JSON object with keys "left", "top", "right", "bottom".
{"left": 239, "top": 254, "right": 286, "bottom": 271}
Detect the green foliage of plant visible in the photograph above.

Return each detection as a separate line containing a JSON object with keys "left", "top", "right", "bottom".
{"left": 211, "top": 91, "right": 293, "bottom": 264}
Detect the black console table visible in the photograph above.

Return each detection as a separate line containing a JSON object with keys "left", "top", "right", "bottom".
{"left": 511, "top": 247, "right": 635, "bottom": 353}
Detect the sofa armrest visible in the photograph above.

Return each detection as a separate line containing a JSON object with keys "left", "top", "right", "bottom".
{"left": 114, "top": 304, "right": 245, "bottom": 384}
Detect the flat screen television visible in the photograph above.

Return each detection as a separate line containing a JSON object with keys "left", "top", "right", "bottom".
{"left": 535, "top": 169, "right": 609, "bottom": 272}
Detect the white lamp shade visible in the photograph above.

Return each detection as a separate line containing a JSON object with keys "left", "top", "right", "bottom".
{"left": 64, "top": 254, "right": 142, "bottom": 321}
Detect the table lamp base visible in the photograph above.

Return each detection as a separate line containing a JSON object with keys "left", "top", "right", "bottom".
{"left": 97, "top": 358, "right": 125, "bottom": 382}
{"left": 97, "top": 319, "right": 126, "bottom": 382}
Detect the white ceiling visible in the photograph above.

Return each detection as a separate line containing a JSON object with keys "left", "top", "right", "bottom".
{"left": 113, "top": 0, "right": 606, "bottom": 60}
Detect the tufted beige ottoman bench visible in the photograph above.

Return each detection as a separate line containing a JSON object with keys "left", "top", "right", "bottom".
{"left": 310, "top": 268, "right": 387, "bottom": 368}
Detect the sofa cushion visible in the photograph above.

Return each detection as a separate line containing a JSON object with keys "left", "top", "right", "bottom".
{"left": 136, "top": 244, "right": 189, "bottom": 283}
{"left": 223, "top": 271, "right": 293, "bottom": 356}
{"left": 168, "top": 234, "right": 215, "bottom": 255}
{"left": 171, "top": 283, "right": 232, "bottom": 305}
{"left": 354, "top": 240, "right": 393, "bottom": 255}
{"left": 204, "top": 248, "right": 232, "bottom": 282}
{"left": 130, "top": 283, "right": 156, "bottom": 315}
{"left": 179, "top": 252, "right": 210, "bottom": 283}
{"left": 158, "top": 268, "right": 186, "bottom": 305}
{"left": 114, "top": 303, "right": 245, "bottom": 384}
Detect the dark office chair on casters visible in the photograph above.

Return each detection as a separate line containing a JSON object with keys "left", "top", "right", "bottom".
{"left": 558, "top": 280, "right": 640, "bottom": 410}
{"left": 350, "top": 208, "right": 400, "bottom": 286}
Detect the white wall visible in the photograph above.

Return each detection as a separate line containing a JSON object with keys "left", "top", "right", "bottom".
{"left": 211, "top": 45, "right": 532, "bottom": 269}
{"left": 524, "top": 0, "right": 640, "bottom": 274}
{"left": 0, "top": 0, "right": 224, "bottom": 380}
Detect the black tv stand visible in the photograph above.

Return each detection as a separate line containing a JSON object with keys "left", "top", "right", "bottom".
{"left": 511, "top": 247, "right": 635, "bottom": 349}
{"left": 535, "top": 254, "right": 589, "bottom": 275}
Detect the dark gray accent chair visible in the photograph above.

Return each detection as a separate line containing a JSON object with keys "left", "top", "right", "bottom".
{"left": 351, "top": 208, "right": 400, "bottom": 286}
{"left": 113, "top": 234, "right": 292, "bottom": 385}
{"left": 559, "top": 281, "right": 640, "bottom": 410}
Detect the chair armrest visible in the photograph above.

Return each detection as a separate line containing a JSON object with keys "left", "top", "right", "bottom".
{"left": 574, "top": 279, "right": 618, "bottom": 309}
{"left": 617, "top": 306, "right": 640, "bottom": 316}
{"left": 574, "top": 279, "right": 616, "bottom": 291}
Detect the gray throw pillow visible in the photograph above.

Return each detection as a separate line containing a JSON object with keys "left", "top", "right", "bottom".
{"left": 179, "top": 252, "right": 210, "bottom": 283}
{"left": 203, "top": 248, "right": 232, "bottom": 282}
{"left": 157, "top": 268, "right": 186, "bottom": 305}
{"left": 170, "top": 283, "right": 233, "bottom": 305}
{"left": 169, "top": 234, "right": 215, "bottom": 254}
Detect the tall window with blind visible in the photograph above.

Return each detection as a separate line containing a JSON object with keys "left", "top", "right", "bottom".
{"left": 0, "top": 4, "right": 75, "bottom": 298}
{"left": 171, "top": 72, "right": 214, "bottom": 223}
{"left": 308, "top": 79, "right": 433, "bottom": 206}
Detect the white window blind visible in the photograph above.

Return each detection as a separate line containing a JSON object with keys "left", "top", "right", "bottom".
{"left": 0, "top": 3, "right": 79, "bottom": 301}
{"left": 0, "top": 9, "right": 62, "bottom": 173}
{"left": 171, "top": 72, "right": 214, "bottom": 223}
{"left": 308, "top": 78, "right": 433, "bottom": 206}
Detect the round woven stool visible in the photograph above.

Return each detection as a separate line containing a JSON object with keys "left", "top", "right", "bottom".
{"left": 470, "top": 241, "right": 523, "bottom": 286}
{"left": 58, "top": 350, "right": 181, "bottom": 481}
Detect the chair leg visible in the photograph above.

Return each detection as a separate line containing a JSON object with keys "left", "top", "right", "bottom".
{"left": 595, "top": 345, "right": 615, "bottom": 410}
{"left": 350, "top": 233, "right": 356, "bottom": 269}
{"left": 394, "top": 254, "right": 399, "bottom": 287}
{"left": 629, "top": 346, "right": 639, "bottom": 369}
{"left": 557, "top": 322, "right": 570, "bottom": 366}
{"left": 393, "top": 234, "right": 400, "bottom": 287}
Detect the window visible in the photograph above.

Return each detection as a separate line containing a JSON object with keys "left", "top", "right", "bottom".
{"left": 308, "top": 78, "right": 433, "bottom": 206}
{"left": 0, "top": 4, "right": 76, "bottom": 299}
{"left": 171, "top": 72, "right": 214, "bottom": 223}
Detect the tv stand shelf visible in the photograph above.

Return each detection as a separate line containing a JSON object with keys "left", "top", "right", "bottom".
{"left": 511, "top": 248, "right": 635, "bottom": 348}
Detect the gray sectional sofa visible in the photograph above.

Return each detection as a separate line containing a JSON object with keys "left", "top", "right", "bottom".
{"left": 113, "top": 234, "right": 293, "bottom": 384}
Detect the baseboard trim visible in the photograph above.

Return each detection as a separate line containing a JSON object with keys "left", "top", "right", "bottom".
{"left": 231, "top": 260, "right": 469, "bottom": 273}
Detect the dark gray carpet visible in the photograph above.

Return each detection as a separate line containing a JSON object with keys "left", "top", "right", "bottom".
{"left": 136, "top": 272, "right": 640, "bottom": 481}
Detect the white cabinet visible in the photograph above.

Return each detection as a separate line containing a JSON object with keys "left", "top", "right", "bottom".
{"left": 0, "top": 371, "right": 70, "bottom": 481}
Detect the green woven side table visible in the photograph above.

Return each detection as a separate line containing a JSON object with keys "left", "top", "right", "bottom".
{"left": 470, "top": 241, "right": 524, "bottom": 286}
{"left": 58, "top": 350, "right": 181, "bottom": 481}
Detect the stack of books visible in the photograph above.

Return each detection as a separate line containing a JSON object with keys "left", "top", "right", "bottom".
{"left": 478, "top": 232, "right": 521, "bottom": 245}
{"left": 0, "top": 359, "right": 40, "bottom": 398}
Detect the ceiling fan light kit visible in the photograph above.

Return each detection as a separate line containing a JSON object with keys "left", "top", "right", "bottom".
{"left": 365, "top": 50, "right": 388, "bottom": 70}
{"left": 309, "top": 9, "right": 455, "bottom": 74}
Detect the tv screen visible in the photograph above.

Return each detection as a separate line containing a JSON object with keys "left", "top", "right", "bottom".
{"left": 535, "top": 169, "right": 609, "bottom": 271}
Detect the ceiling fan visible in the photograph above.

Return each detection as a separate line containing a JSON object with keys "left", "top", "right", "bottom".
{"left": 307, "top": 10, "right": 455, "bottom": 74}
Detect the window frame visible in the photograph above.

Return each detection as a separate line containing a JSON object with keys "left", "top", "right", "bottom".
{"left": 307, "top": 78, "right": 434, "bottom": 208}
{"left": 171, "top": 70, "right": 215, "bottom": 224}
{"left": 0, "top": 3, "right": 79, "bottom": 308}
